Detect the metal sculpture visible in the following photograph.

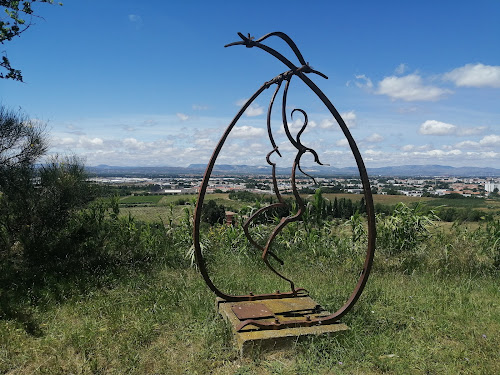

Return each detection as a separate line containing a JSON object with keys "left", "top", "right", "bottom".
{"left": 193, "top": 32, "right": 376, "bottom": 331}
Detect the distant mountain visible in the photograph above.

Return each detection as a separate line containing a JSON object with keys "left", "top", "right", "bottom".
{"left": 86, "top": 164, "right": 500, "bottom": 177}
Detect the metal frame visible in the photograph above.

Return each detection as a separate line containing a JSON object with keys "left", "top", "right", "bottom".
{"left": 193, "top": 32, "right": 376, "bottom": 331}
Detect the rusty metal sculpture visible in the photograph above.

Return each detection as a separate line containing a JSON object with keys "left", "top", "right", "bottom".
{"left": 193, "top": 32, "right": 376, "bottom": 331}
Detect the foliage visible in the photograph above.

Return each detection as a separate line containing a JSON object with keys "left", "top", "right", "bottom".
{"left": 201, "top": 199, "right": 226, "bottom": 225}
{"left": 0, "top": 105, "right": 47, "bottom": 168}
{"left": 228, "top": 189, "right": 261, "bottom": 202}
{"left": 376, "top": 203, "right": 436, "bottom": 273}
{"left": 0, "top": 155, "right": 97, "bottom": 263}
{"left": 1, "top": 0, "right": 62, "bottom": 81}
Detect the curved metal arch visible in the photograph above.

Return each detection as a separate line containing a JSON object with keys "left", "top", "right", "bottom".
{"left": 193, "top": 32, "right": 376, "bottom": 326}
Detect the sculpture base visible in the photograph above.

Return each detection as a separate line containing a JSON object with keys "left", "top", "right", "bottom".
{"left": 216, "top": 296, "right": 349, "bottom": 357}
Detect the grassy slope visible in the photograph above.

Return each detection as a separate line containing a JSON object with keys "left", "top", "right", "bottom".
{"left": 1, "top": 259, "right": 498, "bottom": 374}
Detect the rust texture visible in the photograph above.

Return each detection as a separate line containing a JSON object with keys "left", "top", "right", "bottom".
{"left": 193, "top": 32, "right": 376, "bottom": 331}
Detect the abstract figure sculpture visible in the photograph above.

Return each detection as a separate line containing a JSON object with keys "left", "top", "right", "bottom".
{"left": 193, "top": 32, "right": 376, "bottom": 331}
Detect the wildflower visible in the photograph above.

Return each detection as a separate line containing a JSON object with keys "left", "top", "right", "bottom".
{"left": 482, "top": 334, "right": 487, "bottom": 339}
{"left": 338, "top": 361, "right": 343, "bottom": 365}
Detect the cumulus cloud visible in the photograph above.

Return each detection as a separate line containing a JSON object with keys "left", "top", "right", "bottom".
{"left": 419, "top": 120, "right": 457, "bottom": 135}
{"left": 454, "top": 140, "right": 480, "bottom": 149}
{"left": 176, "top": 113, "right": 189, "bottom": 121}
{"left": 79, "top": 136, "right": 104, "bottom": 148}
{"left": 444, "top": 63, "right": 500, "bottom": 88}
{"left": 236, "top": 98, "right": 264, "bottom": 117}
{"left": 341, "top": 111, "right": 357, "bottom": 128}
{"left": 479, "top": 134, "right": 500, "bottom": 146}
{"left": 245, "top": 104, "right": 264, "bottom": 117}
{"left": 52, "top": 137, "right": 76, "bottom": 147}
{"left": 336, "top": 139, "right": 349, "bottom": 147}
{"left": 401, "top": 144, "right": 432, "bottom": 152}
{"left": 365, "top": 133, "right": 384, "bottom": 143}
{"left": 419, "top": 120, "right": 488, "bottom": 137}
{"left": 377, "top": 74, "right": 451, "bottom": 101}
{"left": 364, "top": 149, "right": 383, "bottom": 156}
{"left": 231, "top": 125, "right": 265, "bottom": 139}
{"left": 123, "top": 138, "right": 146, "bottom": 150}
{"left": 320, "top": 118, "right": 336, "bottom": 129}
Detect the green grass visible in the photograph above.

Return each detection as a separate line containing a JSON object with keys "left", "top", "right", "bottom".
{"left": 1, "top": 262, "right": 498, "bottom": 374}
{"left": 119, "top": 195, "right": 164, "bottom": 205}
{"left": 3, "top": 199, "right": 498, "bottom": 374}
{"left": 2, "top": 215, "right": 499, "bottom": 374}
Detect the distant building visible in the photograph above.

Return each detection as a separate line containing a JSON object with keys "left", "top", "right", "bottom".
{"left": 485, "top": 181, "right": 500, "bottom": 193}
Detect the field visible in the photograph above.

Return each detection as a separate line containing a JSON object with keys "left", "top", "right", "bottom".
{"left": 1, "top": 194, "right": 499, "bottom": 374}
{"left": 118, "top": 192, "right": 500, "bottom": 225}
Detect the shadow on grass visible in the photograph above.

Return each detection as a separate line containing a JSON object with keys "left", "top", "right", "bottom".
{"left": 0, "top": 250, "right": 187, "bottom": 337}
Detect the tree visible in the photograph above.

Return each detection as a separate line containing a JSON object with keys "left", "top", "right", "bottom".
{"left": 0, "top": 105, "right": 94, "bottom": 263}
{"left": 1, "top": 0, "right": 62, "bottom": 81}
{"left": 201, "top": 200, "right": 226, "bottom": 225}
{"left": 0, "top": 105, "right": 47, "bottom": 168}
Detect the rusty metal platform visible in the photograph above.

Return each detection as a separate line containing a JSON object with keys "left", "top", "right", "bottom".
{"left": 217, "top": 296, "right": 349, "bottom": 356}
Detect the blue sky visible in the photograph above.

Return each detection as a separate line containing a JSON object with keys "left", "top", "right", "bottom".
{"left": 2, "top": 0, "right": 499, "bottom": 168}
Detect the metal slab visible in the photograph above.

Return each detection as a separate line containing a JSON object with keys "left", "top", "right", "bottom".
{"left": 217, "top": 296, "right": 349, "bottom": 357}
{"left": 231, "top": 303, "right": 274, "bottom": 320}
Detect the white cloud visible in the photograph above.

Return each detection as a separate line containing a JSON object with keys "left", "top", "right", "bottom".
{"left": 365, "top": 133, "right": 384, "bottom": 143}
{"left": 479, "top": 134, "right": 500, "bottom": 146}
{"left": 319, "top": 112, "right": 354, "bottom": 129}
{"left": 364, "top": 149, "right": 383, "bottom": 156}
{"left": 419, "top": 120, "right": 489, "bottom": 137}
{"left": 401, "top": 144, "right": 432, "bottom": 152}
{"left": 411, "top": 149, "right": 462, "bottom": 157}
{"left": 245, "top": 104, "right": 264, "bottom": 117}
{"left": 419, "top": 120, "right": 457, "bottom": 135}
{"left": 123, "top": 138, "right": 146, "bottom": 150}
{"left": 341, "top": 111, "right": 357, "bottom": 128}
{"left": 52, "top": 137, "right": 76, "bottom": 147}
{"left": 176, "top": 113, "right": 189, "bottom": 121}
{"left": 320, "top": 118, "right": 335, "bottom": 129}
{"left": 444, "top": 63, "right": 500, "bottom": 88}
{"left": 394, "top": 63, "right": 407, "bottom": 75}
{"left": 457, "top": 126, "right": 487, "bottom": 136}
{"left": 194, "top": 138, "right": 213, "bottom": 146}
{"left": 79, "top": 136, "right": 104, "bottom": 148}
{"left": 192, "top": 104, "right": 209, "bottom": 110}
{"left": 231, "top": 125, "right": 265, "bottom": 139}
{"left": 236, "top": 99, "right": 264, "bottom": 117}
{"left": 336, "top": 139, "right": 349, "bottom": 147}
{"left": 454, "top": 140, "right": 479, "bottom": 149}
{"left": 354, "top": 74, "right": 373, "bottom": 89}
{"left": 377, "top": 74, "right": 451, "bottom": 101}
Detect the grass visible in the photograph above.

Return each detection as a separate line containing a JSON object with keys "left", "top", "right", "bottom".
{"left": 1, "top": 260, "right": 498, "bottom": 374}
{"left": 2, "top": 207, "right": 499, "bottom": 374}
{"left": 119, "top": 195, "right": 164, "bottom": 205}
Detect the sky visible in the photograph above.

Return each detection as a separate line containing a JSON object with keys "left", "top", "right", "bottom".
{"left": 1, "top": 0, "right": 499, "bottom": 169}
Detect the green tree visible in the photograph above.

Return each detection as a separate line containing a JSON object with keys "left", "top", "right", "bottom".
{"left": 201, "top": 200, "right": 226, "bottom": 226}
{"left": 0, "top": 106, "right": 95, "bottom": 264}
{"left": 0, "top": 106, "right": 47, "bottom": 168}
{"left": 1, "top": 0, "right": 62, "bottom": 81}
